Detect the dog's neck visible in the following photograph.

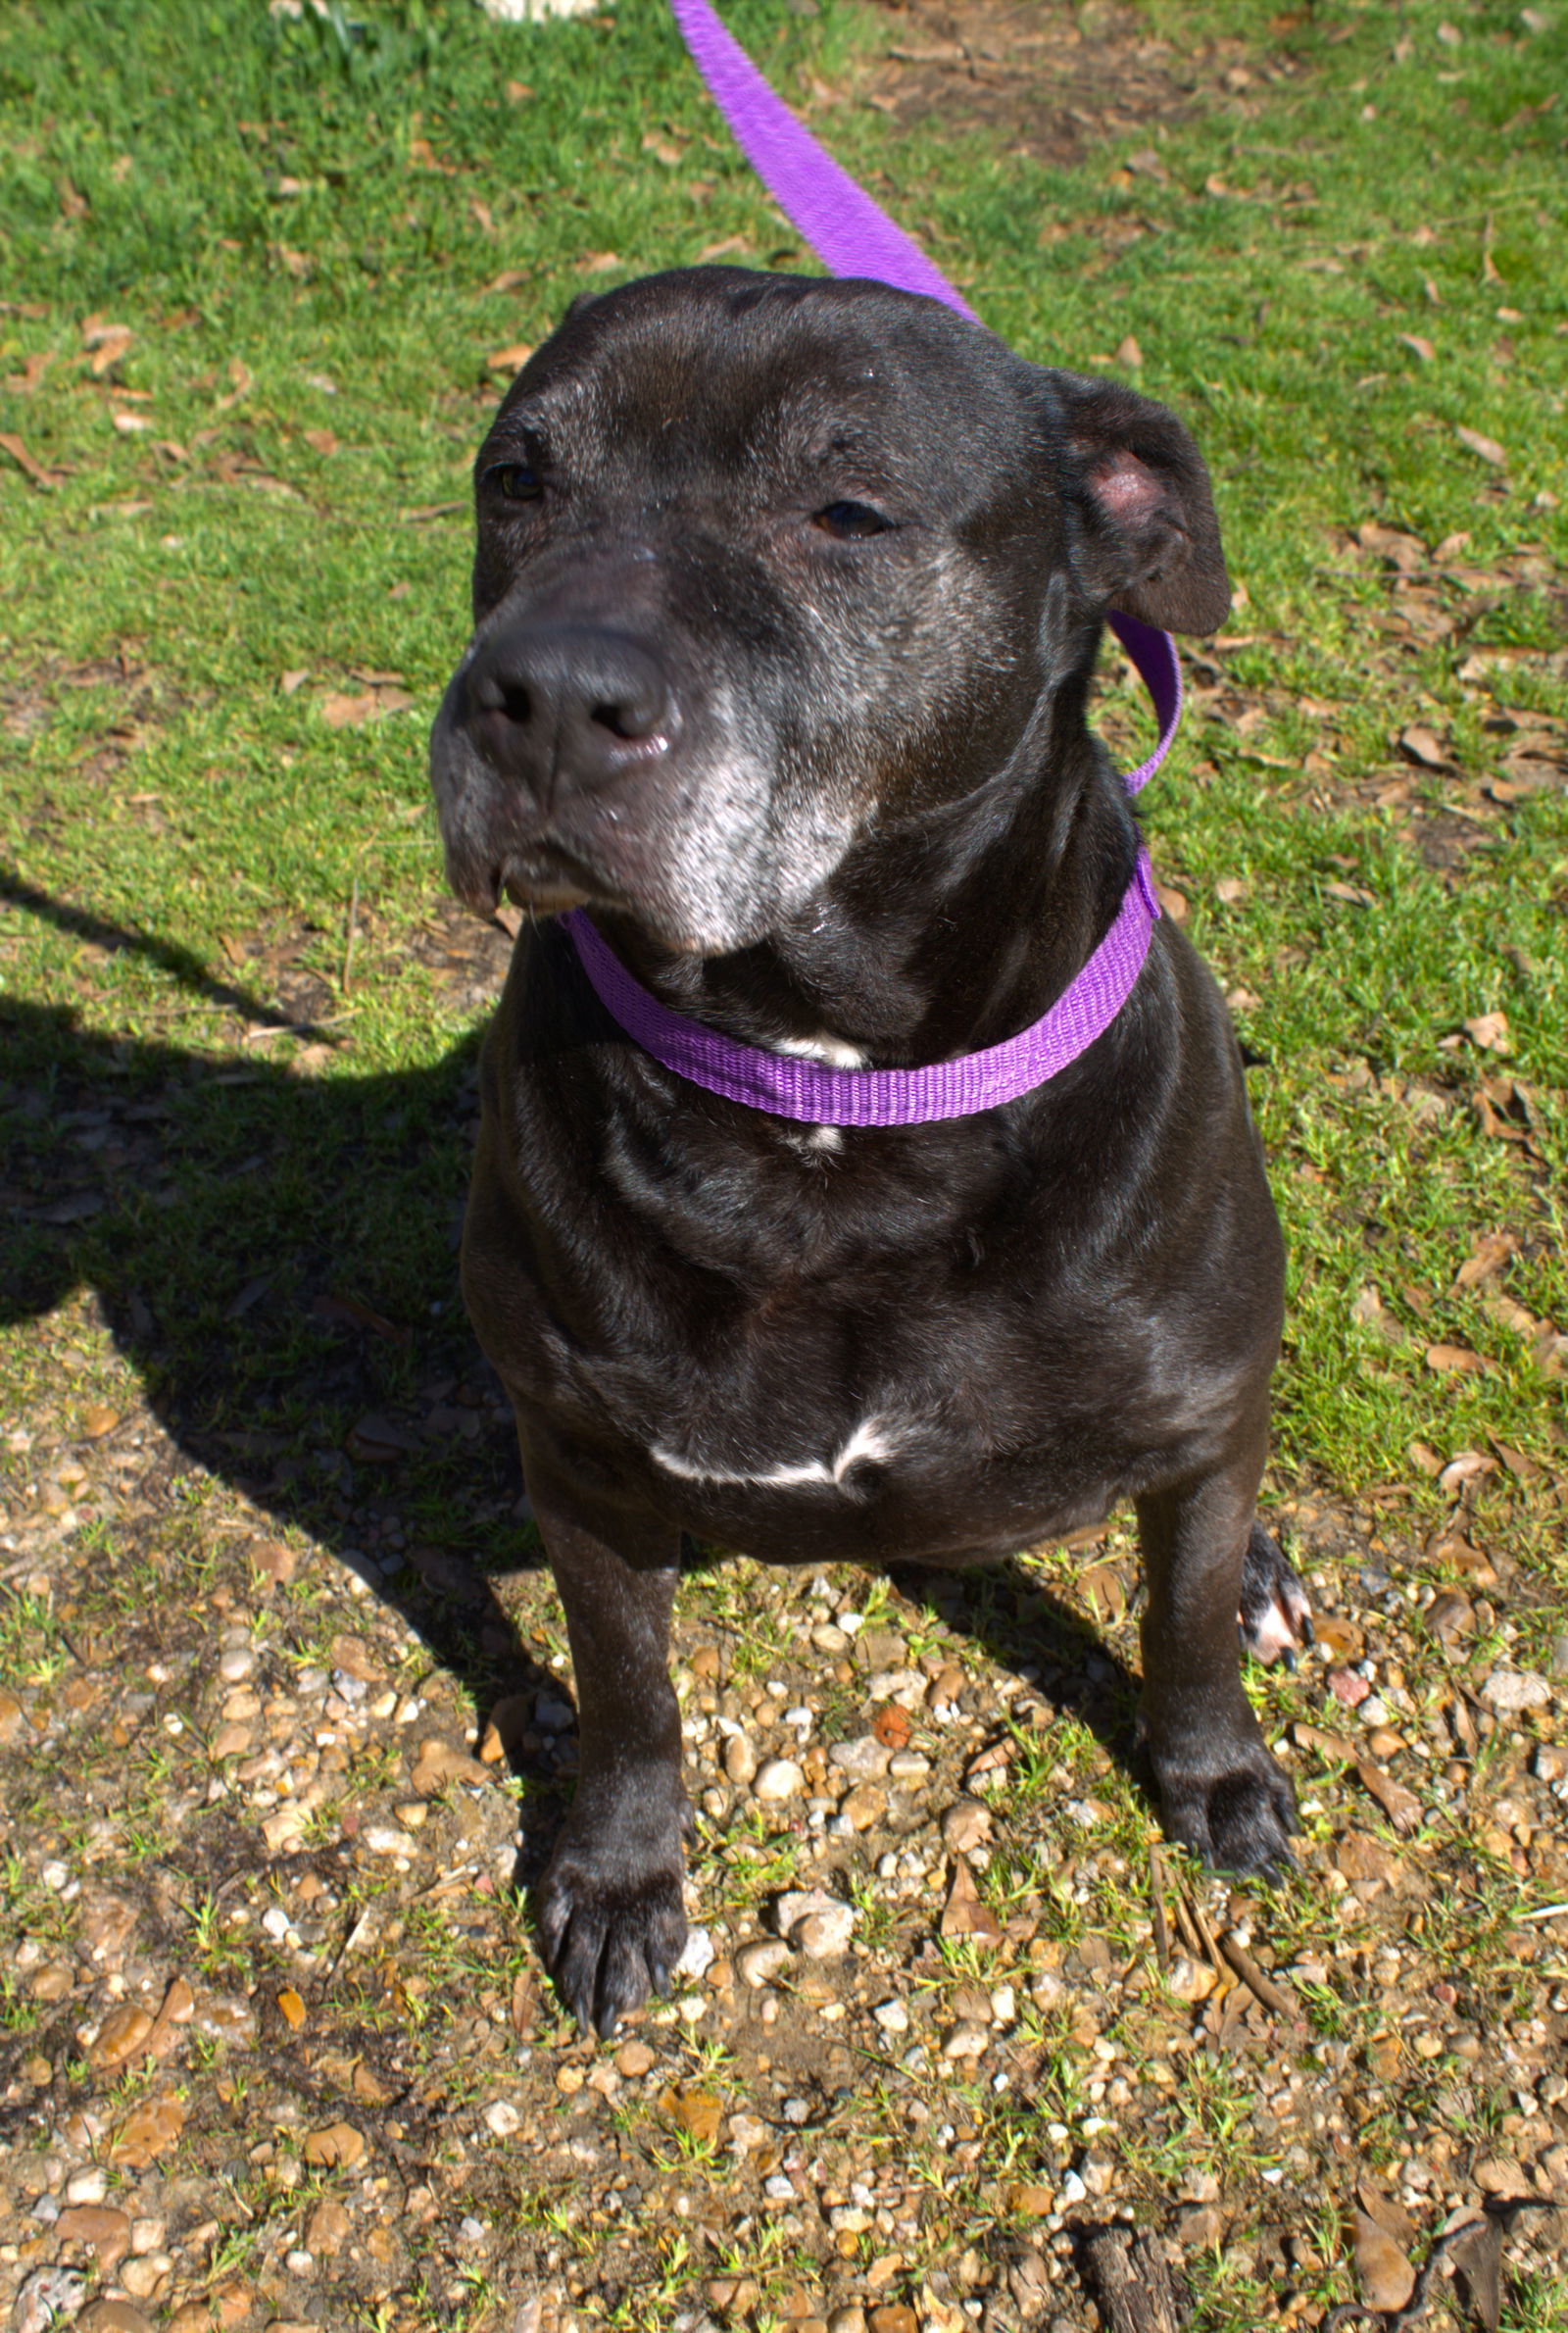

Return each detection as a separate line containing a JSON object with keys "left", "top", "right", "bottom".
{"left": 590, "top": 726, "right": 1141, "bottom": 1074}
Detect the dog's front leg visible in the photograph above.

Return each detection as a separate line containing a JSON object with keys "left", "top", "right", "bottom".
{"left": 1136, "top": 1436, "right": 1299, "bottom": 1876}
{"left": 521, "top": 1457, "right": 691, "bottom": 2034}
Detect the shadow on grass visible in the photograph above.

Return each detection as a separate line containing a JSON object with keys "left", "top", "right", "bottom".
{"left": 1, "top": 866, "right": 1148, "bottom": 1881}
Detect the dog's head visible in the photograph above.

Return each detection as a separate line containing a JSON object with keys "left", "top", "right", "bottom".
{"left": 430, "top": 269, "right": 1227, "bottom": 955}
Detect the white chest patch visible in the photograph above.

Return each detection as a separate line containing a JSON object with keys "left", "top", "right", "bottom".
{"left": 650, "top": 1414, "right": 901, "bottom": 1490}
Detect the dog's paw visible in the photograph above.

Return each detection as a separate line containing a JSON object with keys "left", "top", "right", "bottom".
{"left": 536, "top": 1826, "right": 688, "bottom": 2036}
{"left": 1238, "top": 1521, "right": 1313, "bottom": 1669}
{"left": 1153, "top": 1734, "right": 1300, "bottom": 1879}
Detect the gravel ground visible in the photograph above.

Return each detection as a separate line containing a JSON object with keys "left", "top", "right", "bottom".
{"left": 2, "top": 1295, "right": 1565, "bottom": 2331}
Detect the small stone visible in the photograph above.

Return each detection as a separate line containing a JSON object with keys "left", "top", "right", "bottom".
{"left": 723, "top": 1734, "right": 759, "bottom": 1785}
{"left": 411, "top": 1737, "right": 488, "bottom": 1793}
{"left": 616, "top": 2040, "right": 657, "bottom": 2076}
{"left": 110, "top": 2093, "right": 185, "bottom": 2167}
{"left": 872, "top": 1999, "right": 909, "bottom": 2034}
{"left": 0, "top": 1690, "right": 25, "bottom": 1743}
{"left": 1005, "top": 2183, "right": 1054, "bottom": 2217}
{"left": 1480, "top": 1669, "right": 1551, "bottom": 1714}
{"left": 478, "top": 1693, "right": 532, "bottom": 1762}
{"left": 67, "top": 2170, "right": 108, "bottom": 2205}
{"left": 797, "top": 1907, "right": 856, "bottom": 1959}
{"left": 888, "top": 1749, "right": 931, "bottom": 1780}
{"left": 830, "top": 2310, "right": 868, "bottom": 2333}
{"left": 303, "top": 2121, "right": 366, "bottom": 2170}
{"left": 91, "top": 2004, "right": 155, "bottom": 2072}
{"left": 484, "top": 2100, "right": 522, "bottom": 2137}
{"left": 1177, "top": 2204, "right": 1227, "bottom": 2249}
{"left": 869, "top": 2308, "right": 919, "bottom": 2333}
{"left": 1166, "top": 1955, "right": 1219, "bottom": 2003}
{"left": 839, "top": 1783, "right": 886, "bottom": 1830}
{"left": 829, "top": 1735, "right": 892, "bottom": 1780}
{"left": 306, "top": 2199, "right": 351, "bottom": 2252}
{"left": 737, "top": 1939, "right": 793, "bottom": 1987}
{"left": 943, "top": 2020, "right": 989, "bottom": 2060}
{"left": 1534, "top": 1744, "right": 1568, "bottom": 1783}
{"left": 1058, "top": 2170, "right": 1088, "bottom": 2206}
{"left": 941, "top": 1798, "right": 993, "bottom": 1853}
{"left": 76, "top": 2308, "right": 155, "bottom": 2333}
{"left": 1426, "top": 1590, "right": 1475, "bottom": 1642}
{"left": 754, "top": 1758, "right": 805, "bottom": 1801}
{"left": 55, "top": 2206, "right": 132, "bottom": 2265}
{"left": 676, "top": 1925, "right": 715, "bottom": 1980}
{"left": 1475, "top": 2157, "right": 1531, "bottom": 2196}
{"left": 218, "top": 1646, "right": 256, "bottom": 1682}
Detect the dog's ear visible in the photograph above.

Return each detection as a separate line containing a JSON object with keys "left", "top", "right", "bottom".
{"left": 1043, "top": 371, "right": 1230, "bottom": 635}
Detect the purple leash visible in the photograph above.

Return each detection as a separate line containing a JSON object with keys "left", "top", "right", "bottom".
{"left": 564, "top": 0, "right": 1184, "bottom": 1128}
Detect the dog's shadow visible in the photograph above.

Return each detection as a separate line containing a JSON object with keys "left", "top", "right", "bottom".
{"left": 2, "top": 868, "right": 1144, "bottom": 1890}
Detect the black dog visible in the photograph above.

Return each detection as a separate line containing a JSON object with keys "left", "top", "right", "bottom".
{"left": 429, "top": 268, "right": 1310, "bottom": 2034}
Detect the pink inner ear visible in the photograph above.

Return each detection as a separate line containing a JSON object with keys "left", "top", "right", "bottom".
{"left": 1089, "top": 450, "right": 1164, "bottom": 521}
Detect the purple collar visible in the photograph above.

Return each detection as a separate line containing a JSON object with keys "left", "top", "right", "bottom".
{"left": 558, "top": 0, "right": 1184, "bottom": 1130}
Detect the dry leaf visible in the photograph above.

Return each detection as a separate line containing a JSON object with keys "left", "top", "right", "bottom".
{"left": 1398, "top": 723, "right": 1447, "bottom": 767}
{"left": 1425, "top": 1343, "right": 1483, "bottom": 1374}
{"left": 575, "top": 250, "right": 622, "bottom": 274}
{"left": 1325, "top": 879, "right": 1376, "bottom": 907}
{"left": 487, "top": 342, "right": 535, "bottom": 372}
{"left": 697, "top": 235, "right": 755, "bottom": 263}
{"left": 662, "top": 2086, "right": 723, "bottom": 2145}
{"left": 871, "top": 1702, "right": 911, "bottom": 1750}
{"left": 1352, "top": 2209, "right": 1416, "bottom": 2312}
{"left": 1397, "top": 332, "right": 1436, "bottom": 361}
{"left": 940, "top": 1855, "right": 1003, "bottom": 1942}
{"left": 1453, "top": 1230, "right": 1520, "bottom": 1290}
{"left": 276, "top": 1987, "right": 308, "bottom": 2031}
{"left": 642, "top": 132, "right": 685, "bottom": 165}
{"left": 1455, "top": 424, "right": 1506, "bottom": 467}
{"left": 1355, "top": 1762, "right": 1422, "bottom": 1836}
{"left": 320, "top": 691, "right": 379, "bottom": 729}
{"left": 1154, "top": 883, "right": 1188, "bottom": 920}
{"left": 1114, "top": 334, "right": 1144, "bottom": 368}
{"left": 481, "top": 268, "right": 531, "bottom": 295}
{"left": 1463, "top": 1012, "right": 1510, "bottom": 1054}
{"left": 0, "top": 431, "right": 57, "bottom": 488}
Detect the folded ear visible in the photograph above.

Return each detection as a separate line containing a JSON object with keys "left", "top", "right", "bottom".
{"left": 1042, "top": 370, "right": 1231, "bottom": 635}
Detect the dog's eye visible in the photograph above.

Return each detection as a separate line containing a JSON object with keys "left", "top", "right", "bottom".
{"left": 486, "top": 463, "right": 541, "bottom": 503}
{"left": 813, "top": 500, "right": 890, "bottom": 540}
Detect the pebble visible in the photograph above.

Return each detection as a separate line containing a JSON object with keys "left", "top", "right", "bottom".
{"left": 676, "top": 1925, "right": 715, "bottom": 1980}
{"left": 723, "top": 1734, "right": 758, "bottom": 1785}
{"left": 838, "top": 1783, "right": 886, "bottom": 1831}
{"left": 828, "top": 1736, "right": 891, "bottom": 1780}
{"left": 483, "top": 2101, "right": 521, "bottom": 2137}
{"left": 754, "top": 1758, "right": 805, "bottom": 1801}
{"left": 942, "top": 2021, "right": 989, "bottom": 2060}
{"left": 616, "top": 2040, "right": 657, "bottom": 2076}
{"left": 888, "top": 1750, "right": 932, "bottom": 1780}
{"left": 218, "top": 1646, "right": 256, "bottom": 1682}
{"left": 796, "top": 1907, "right": 856, "bottom": 1959}
{"left": 872, "top": 1999, "right": 909, "bottom": 2034}
{"left": 940, "top": 1798, "right": 993, "bottom": 1853}
{"left": 1480, "top": 1669, "right": 1551, "bottom": 1713}
{"left": 736, "top": 1939, "right": 793, "bottom": 1988}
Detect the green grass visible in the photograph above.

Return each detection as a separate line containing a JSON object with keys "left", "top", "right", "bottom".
{"left": 3, "top": 0, "right": 1566, "bottom": 1529}
{"left": 2, "top": 7, "right": 1567, "bottom": 2326}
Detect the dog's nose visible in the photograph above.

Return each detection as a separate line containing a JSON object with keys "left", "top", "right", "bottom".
{"left": 466, "top": 621, "right": 674, "bottom": 798}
